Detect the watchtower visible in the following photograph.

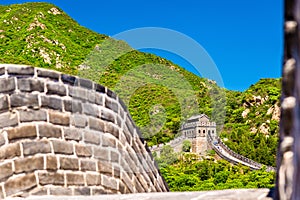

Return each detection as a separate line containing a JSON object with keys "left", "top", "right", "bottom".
{"left": 181, "top": 114, "right": 216, "bottom": 154}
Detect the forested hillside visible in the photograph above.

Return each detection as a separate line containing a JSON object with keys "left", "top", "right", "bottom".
{"left": 0, "top": 2, "right": 280, "bottom": 168}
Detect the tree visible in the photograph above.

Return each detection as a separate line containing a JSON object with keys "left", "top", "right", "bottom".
{"left": 182, "top": 140, "right": 191, "bottom": 152}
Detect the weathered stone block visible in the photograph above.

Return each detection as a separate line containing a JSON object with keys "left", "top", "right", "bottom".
{"left": 111, "top": 151, "right": 119, "bottom": 163}
{"left": 80, "top": 159, "right": 96, "bottom": 171}
{"left": 64, "top": 127, "right": 82, "bottom": 141}
{"left": 14, "top": 156, "right": 44, "bottom": 173}
{"left": 106, "top": 88, "right": 117, "bottom": 99}
{"left": 60, "top": 157, "right": 79, "bottom": 170}
{"left": 51, "top": 140, "right": 73, "bottom": 154}
{"left": 105, "top": 97, "right": 118, "bottom": 113}
{"left": 37, "top": 68, "right": 60, "bottom": 80}
{"left": 91, "top": 187, "right": 108, "bottom": 195}
{"left": 49, "top": 111, "right": 70, "bottom": 126}
{"left": 39, "top": 123, "right": 62, "bottom": 138}
{"left": 22, "top": 140, "right": 51, "bottom": 156}
{"left": 0, "top": 95, "right": 8, "bottom": 113}
{"left": 19, "top": 109, "right": 47, "bottom": 122}
{"left": 114, "top": 165, "right": 121, "bottom": 178}
{"left": 69, "top": 86, "right": 87, "bottom": 100}
{"left": 10, "top": 93, "right": 39, "bottom": 108}
{"left": 94, "top": 83, "right": 105, "bottom": 93}
{"left": 79, "top": 78, "right": 93, "bottom": 89}
{"left": 0, "top": 186, "right": 4, "bottom": 199}
{"left": 66, "top": 173, "right": 84, "bottom": 186}
{"left": 98, "top": 161, "right": 113, "bottom": 175}
{"left": 102, "top": 174, "right": 118, "bottom": 191}
{"left": 70, "top": 114, "right": 87, "bottom": 128}
{"left": 0, "top": 143, "right": 21, "bottom": 160}
{"left": 105, "top": 123, "right": 120, "bottom": 139}
{"left": 93, "top": 147, "right": 109, "bottom": 161}
{"left": 83, "top": 130, "right": 100, "bottom": 145}
{"left": 89, "top": 117, "right": 105, "bottom": 132}
{"left": 74, "top": 187, "right": 91, "bottom": 196}
{"left": 0, "top": 132, "right": 6, "bottom": 147}
{"left": 46, "top": 82, "right": 67, "bottom": 96}
{"left": 95, "top": 93, "right": 103, "bottom": 106}
{"left": 101, "top": 108, "right": 115, "bottom": 123}
{"left": 0, "top": 67, "right": 5, "bottom": 75}
{"left": 102, "top": 134, "right": 116, "bottom": 148}
{"left": 121, "top": 172, "right": 134, "bottom": 193}
{"left": 18, "top": 78, "right": 44, "bottom": 92}
{"left": 30, "top": 188, "right": 48, "bottom": 196}
{"left": 0, "top": 112, "right": 18, "bottom": 129}
{"left": 38, "top": 172, "right": 64, "bottom": 185}
{"left": 83, "top": 103, "right": 99, "bottom": 117}
{"left": 46, "top": 155, "right": 57, "bottom": 170}
{"left": 0, "top": 162, "right": 13, "bottom": 181}
{"left": 0, "top": 77, "right": 15, "bottom": 93}
{"left": 4, "top": 173, "right": 37, "bottom": 197}
{"left": 75, "top": 144, "right": 92, "bottom": 157}
{"left": 64, "top": 99, "right": 82, "bottom": 113}
{"left": 86, "top": 173, "right": 101, "bottom": 185}
{"left": 41, "top": 95, "right": 62, "bottom": 111}
{"left": 7, "top": 124, "right": 37, "bottom": 141}
{"left": 61, "top": 74, "right": 77, "bottom": 85}
{"left": 7, "top": 66, "right": 34, "bottom": 76}
{"left": 50, "top": 188, "right": 72, "bottom": 196}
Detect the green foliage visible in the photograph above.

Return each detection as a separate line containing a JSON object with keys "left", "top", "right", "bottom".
{"left": 154, "top": 145, "right": 178, "bottom": 168}
{"left": 182, "top": 140, "right": 191, "bottom": 152}
{"left": 160, "top": 154, "right": 276, "bottom": 191}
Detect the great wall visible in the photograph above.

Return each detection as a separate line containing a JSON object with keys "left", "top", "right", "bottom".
{"left": 0, "top": 64, "right": 168, "bottom": 198}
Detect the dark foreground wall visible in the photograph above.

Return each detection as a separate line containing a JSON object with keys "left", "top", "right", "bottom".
{"left": 0, "top": 64, "right": 168, "bottom": 198}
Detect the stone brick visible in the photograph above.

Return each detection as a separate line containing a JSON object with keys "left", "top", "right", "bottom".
{"left": 17, "top": 78, "right": 44, "bottom": 92}
{"left": 93, "top": 147, "right": 109, "bottom": 161}
{"left": 102, "top": 174, "right": 118, "bottom": 191}
{"left": 50, "top": 188, "right": 72, "bottom": 196}
{"left": 70, "top": 114, "right": 87, "bottom": 128}
{"left": 64, "top": 127, "right": 82, "bottom": 141}
{"left": 19, "top": 109, "right": 47, "bottom": 122}
{"left": 106, "top": 88, "right": 117, "bottom": 99}
{"left": 75, "top": 144, "right": 92, "bottom": 157}
{"left": 37, "top": 68, "right": 60, "bottom": 80}
{"left": 22, "top": 140, "right": 51, "bottom": 156}
{"left": 105, "top": 97, "right": 119, "bottom": 113}
{"left": 64, "top": 99, "right": 82, "bottom": 113}
{"left": 30, "top": 188, "right": 48, "bottom": 196}
{"left": 51, "top": 140, "right": 73, "bottom": 154}
{"left": 83, "top": 130, "right": 100, "bottom": 145}
{"left": 80, "top": 159, "right": 96, "bottom": 171}
{"left": 10, "top": 93, "right": 39, "bottom": 108}
{"left": 0, "top": 77, "right": 16, "bottom": 93}
{"left": 0, "top": 112, "right": 19, "bottom": 129}
{"left": 7, "top": 65, "right": 34, "bottom": 76}
{"left": 105, "top": 123, "right": 120, "bottom": 138}
{"left": 60, "top": 157, "right": 79, "bottom": 170}
{"left": 0, "top": 95, "right": 9, "bottom": 113}
{"left": 119, "top": 181, "right": 128, "bottom": 194}
{"left": 49, "top": 111, "right": 70, "bottom": 126}
{"left": 114, "top": 165, "right": 121, "bottom": 178}
{"left": 98, "top": 161, "right": 113, "bottom": 175}
{"left": 0, "top": 186, "right": 4, "bottom": 199}
{"left": 0, "top": 162, "right": 13, "bottom": 181}
{"left": 89, "top": 117, "right": 105, "bottom": 132}
{"left": 66, "top": 173, "right": 84, "bottom": 186}
{"left": 86, "top": 173, "right": 101, "bottom": 185}
{"left": 39, "top": 123, "right": 62, "bottom": 138}
{"left": 83, "top": 103, "right": 99, "bottom": 117}
{"left": 61, "top": 74, "right": 77, "bottom": 85}
{"left": 0, "top": 143, "right": 21, "bottom": 160}
{"left": 46, "top": 82, "right": 67, "bottom": 96}
{"left": 91, "top": 187, "right": 108, "bottom": 195}
{"left": 101, "top": 108, "right": 115, "bottom": 123}
{"left": 46, "top": 155, "right": 57, "bottom": 170}
{"left": 94, "top": 83, "right": 105, "bottom": 93}
{"left": 41, "top": 95, "right": 62, "bottom": 111}
{"left": 4, "top": 173, "right": 37, "bottom": 197}
{"left": 102, "top": 134, "right": 116, "bottom": 148}
{"left": 74, "top": 187, "right": 91, "bottom": 196}
{"left": 78, "top": 78, "right": 93, "bottom": 89}
{"left": 95, "top": 93, "right": 103, "bottom": 106}
{"left": 0, "top": 67, "right": 4, "bottom": 75}
{"left": 7, "top": 124, "right": 37, "bottom": 141}
{"left": 69, "top": 86, "right": 87, "bottom": 101}
{"left": 86, "top": 90, "right": 96, "bottom": 103}
{"left": 111, "top": 151, "right": 119, "bottom": 163}
{"left": 0, "top": 132, "right": 5, "bottom": 146}
{"left": 14, "top": 156, "right": 44, "bottom": 173}
{"left": 38, "top": 172, "right": 64, "bottom": 185}
{"left": 121, "top": 171, "right": 135, "bottom": 193}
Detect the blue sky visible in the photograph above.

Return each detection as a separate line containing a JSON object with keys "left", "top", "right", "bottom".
{"left": 2, "top": 0, "right": 284, "bottom": 91}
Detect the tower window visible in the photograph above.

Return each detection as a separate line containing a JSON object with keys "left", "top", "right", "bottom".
{"left": 203, "top": 130, "right": 205, "bottom": 133}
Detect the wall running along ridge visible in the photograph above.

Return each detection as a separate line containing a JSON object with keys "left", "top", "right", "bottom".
{"left": 0, "top": 64, "right": 168, "bottom": 198}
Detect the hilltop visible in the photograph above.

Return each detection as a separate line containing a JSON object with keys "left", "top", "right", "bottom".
{"left": 0, "top": 2, "right": 280, "bottom": 167}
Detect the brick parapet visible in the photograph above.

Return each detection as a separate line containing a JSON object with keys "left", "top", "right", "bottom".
{"left": 0, "top": 64, "right": 168, "bottom": 198}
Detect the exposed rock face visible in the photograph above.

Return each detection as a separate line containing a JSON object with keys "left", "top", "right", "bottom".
{"left": 0, "top": 64, "right": 168, "bottom": 198}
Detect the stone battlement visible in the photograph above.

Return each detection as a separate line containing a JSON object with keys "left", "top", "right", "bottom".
{"left": 0, "top": 64, "right": 168, "bottom": 198}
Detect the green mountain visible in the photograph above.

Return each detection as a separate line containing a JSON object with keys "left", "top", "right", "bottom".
{"left": 0, "top": 2, "right": 280, "bottom": 167}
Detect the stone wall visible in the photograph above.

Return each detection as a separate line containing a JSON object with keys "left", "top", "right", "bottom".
{"left": 0, "top": 64, "right": 168, "bottom": 198}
